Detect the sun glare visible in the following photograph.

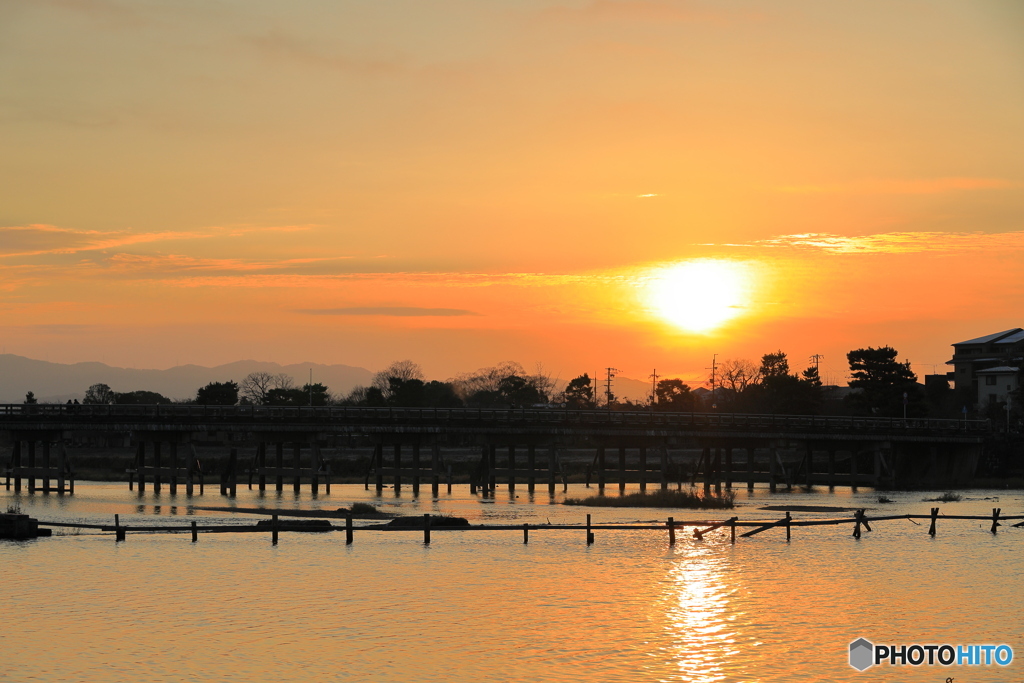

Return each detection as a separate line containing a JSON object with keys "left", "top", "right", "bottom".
{"left": 646, "top": 260, "right": 753, "bottom": 333}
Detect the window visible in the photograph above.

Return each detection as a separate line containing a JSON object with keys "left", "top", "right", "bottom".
{"left": 985, "top": 375, "right": 997, "bottom": 386}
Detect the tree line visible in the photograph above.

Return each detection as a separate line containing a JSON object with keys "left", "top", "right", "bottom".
{"left": 22, "top": 346, "right": 1013, "bottom": 419}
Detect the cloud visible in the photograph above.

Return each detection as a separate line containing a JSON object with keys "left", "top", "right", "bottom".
{"left": 723, "top": 230, "right": 1024, "bottom": 254}
{"left": 297, "top": 307, "right": 479, "bottom": 317}
{"left": 777, "top": 177, "right": 1018, "bottom": 195}
{"left": 0, "top": 223, "right": 315, "bottom": 258}
{"left": 246, "top": 30, "right": 402, "bottom": 76}
{"left": 536, "top": 0, "right": 729, "bottom": 23}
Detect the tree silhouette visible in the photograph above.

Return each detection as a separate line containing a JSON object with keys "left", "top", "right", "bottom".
{"left": 563, "top": 374, "right": 596, "bottom": 409}
{"left": 846, "top": 346, "right": 920, "bottom": 417}
{"left": 196, "top": 381, "right": 239, "bottom": 405}
{"left": 655, "top": 379, "right": 695, "bottom": 411}
{"left": 83, "top": 383, "right": 115, "bottom": 404}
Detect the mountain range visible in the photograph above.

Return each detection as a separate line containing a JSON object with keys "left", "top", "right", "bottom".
{"left": 0, "top": 354, "right": 375, "bottom": 403}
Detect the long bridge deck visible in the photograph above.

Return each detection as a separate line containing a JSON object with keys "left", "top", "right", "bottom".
{"left": 1, "top": 405, "right": 989, "bottom": 494}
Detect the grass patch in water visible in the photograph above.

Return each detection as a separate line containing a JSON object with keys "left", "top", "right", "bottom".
{"left": 563, "top": 489, "right": 735, "bottom": 509}
{"left": 923, "top": 491, "right": 962, "bottom": 502}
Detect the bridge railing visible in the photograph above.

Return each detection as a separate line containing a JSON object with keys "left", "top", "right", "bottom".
{"left": 0, "top": 403, "right": 990, "bottom": 433}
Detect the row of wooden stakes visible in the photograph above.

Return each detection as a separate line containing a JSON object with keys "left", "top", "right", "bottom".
{"left": 36, "top": 508, "right": 1023, "bottom": 546}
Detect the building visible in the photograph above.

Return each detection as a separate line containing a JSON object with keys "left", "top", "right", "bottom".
{"left": 947, "top": 328, "right": 1024, "bottom": 407}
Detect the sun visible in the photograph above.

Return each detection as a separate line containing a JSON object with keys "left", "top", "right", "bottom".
{"left": 646, "top": 260, "right": 753, "bottom": 333}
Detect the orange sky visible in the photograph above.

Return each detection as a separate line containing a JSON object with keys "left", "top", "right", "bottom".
{"left": 2, "top": 0, "right": 1024, "bottom": 387}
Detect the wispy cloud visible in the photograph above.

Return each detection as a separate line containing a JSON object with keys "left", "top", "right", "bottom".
{"left": 297, "top": 307, "right": 479, "bottom": 317}
{"left": 0, "top": 224, "right": 315, "bottom": 258}
{"left": 721, "top": 230, "right": 1024, "bottom": 254}
{"left": 777, "top": 177, "right": 1017, "bottom": 195}
{"left": 246, "top": 30, "right": 403, "bottom": 75}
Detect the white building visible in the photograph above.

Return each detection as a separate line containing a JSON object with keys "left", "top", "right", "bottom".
{"left": 975, "top": 366, "right": 1019, "bottom": 409}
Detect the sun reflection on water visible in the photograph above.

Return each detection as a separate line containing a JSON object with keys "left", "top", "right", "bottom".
{"left": 658, "top": 544, "right": 748, "bottom": 682}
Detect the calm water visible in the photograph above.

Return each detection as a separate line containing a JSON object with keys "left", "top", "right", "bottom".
{"left": 2, "top": 482, "right": 1021, "bottom": 682}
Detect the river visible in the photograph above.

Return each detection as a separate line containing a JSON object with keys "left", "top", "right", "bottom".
{"left": 3, "top": 482, "right": 1021, "bottom": 682}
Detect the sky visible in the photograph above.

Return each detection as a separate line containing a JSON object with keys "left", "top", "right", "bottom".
{"left": 2, "top": 0, "right": 1023, "bottom": 388}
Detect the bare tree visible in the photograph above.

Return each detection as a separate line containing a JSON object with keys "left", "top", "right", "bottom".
{"left": 719, "top": 359, "right": 760, "bottom": 394}
{"left": 241, "top": 371, "right": 275, "bottom": 405}
{"left": 273, "top": 373, "right": 295, "bottom": 391}
{"left": 371, "top": 360, "right": 425, "bottom": 400}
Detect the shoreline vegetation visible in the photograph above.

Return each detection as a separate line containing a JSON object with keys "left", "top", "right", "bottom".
{"left": 562, "top": 489, "right": 736, "bottom": 509}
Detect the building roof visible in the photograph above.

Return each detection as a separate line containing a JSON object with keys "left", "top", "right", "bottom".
{"left": 954, "top": 328, "right": 1024, "bottom": 346}
{"left": 975, "top": 366, "right": 1020, "bottom": 375}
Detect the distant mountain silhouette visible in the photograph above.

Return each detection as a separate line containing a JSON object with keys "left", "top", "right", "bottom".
{"left": 0, "top": 355, "right": 374, "bottom": 403}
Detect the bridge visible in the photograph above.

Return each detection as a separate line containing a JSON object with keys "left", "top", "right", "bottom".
{"left": 1, "top": 404, "right": 988, "bottom": 495}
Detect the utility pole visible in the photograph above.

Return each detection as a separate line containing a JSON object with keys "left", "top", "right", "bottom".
{"left": 649, "top": 368, "right": 659, "bottom": 408}
{"left": 309, "top": 368, "right": 313, "bottom": 406}
{"left": 706, "top": 355, "right": 717, "bottom": 408}
{"left": 604, "top": 367, "right": 619, "bottom": 410}
{"left": 810, "top": 354, "right": 823, "bottom": 372}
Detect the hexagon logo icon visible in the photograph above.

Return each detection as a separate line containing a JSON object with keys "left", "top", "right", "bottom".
{"left": 849, "top": 638, "right": 874, "bottom": 671}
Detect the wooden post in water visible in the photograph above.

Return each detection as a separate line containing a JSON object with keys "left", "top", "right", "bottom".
{"left": 431, "top": 443, "right": 441, "bottom": 497}
{"left": 423, "top": 513, "right": 431, "bottom": 545}
{"left": 276, "top": 442, "right": 285, "bottom": 492}
{"left": 597, "top": 447, "right": 606, "bottom": 493}
{"left": 346, "top": 514, "right": 353, "bottom": 544}
{"left": 191, "top": 520, "right": 198, "bottom": 543}
{"left": 115, "top": 514, "right": 125, "bottom": 542}
{"left": 523, "top": 523, "right": 529, "bottom": 544}
{"left": 547, "top": 445, "right": 557, "bottom": 495}
{"left": 853, "top": 510, "right": 862, "bottom": 539}
{"left": 928, "top": 507, "right": 938, "bottom": 536}
{"left": 991, "top": 508, "right": 1001, "bottom": 534}
{"left": 618, "top": 447, "right": 626, "bottom": 493}
{"left": 730, "top": 517, "right": 736, "bottom": 544}
{"left": 586, "top": 514, "right": 594, "bottom": 545}
{"left": 508, "top": 444, "right": 516, "bottom": 493}
{"left": 412, "top": 443, "right": 421, "bottom": 495}
{"left": 527, "top": 445, "right": 536, "bottom": 494}
{"left": 639, "top": 446, "right": 647, "bottom": 493}
{"left": 272, "top": 513, "right": 278, "bottom": 545}
{"left": 667, "top": 517, "right": 675, "bottom": 545}
{"left": 785, "top": 511, "right": 791, "bottom": 541}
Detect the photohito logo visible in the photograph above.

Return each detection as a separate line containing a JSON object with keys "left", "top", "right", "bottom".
{"left": 849, "top": 639, "right": 1013, "bottom": 671}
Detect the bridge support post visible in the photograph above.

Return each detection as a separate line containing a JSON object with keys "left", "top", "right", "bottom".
{"left": 374, "top": 443, "right": 384, "bottom": 494}
{"left": 393, "top": 443, "right": 402, "bottom": 494}
{"left": 258, "top": 443, "right": 266, "bottom": 492}
{"left": 42, "top": 440, "right": 51, "bottom": 494}
{"left": 229, "top": 447, "right": 238, "bottom": 497}
{"left": 527, "top": 445, "right": 536, "bottom": 493}
{"left": 138, "top": 442, "right": 146, "bottom": 494}
{"left": 769, "top": 446, "right": 777, "bottom": 492}
{"left": 639, "top": 446, "right": 647, "bottom": 493}
{"left": 805, "top": 444, "right": 813, "bottom": 489}
{"left": 747, "top": 448, "right": 754, "bottom": 490}
{"left": 508, "top": 444, "right": 515, "bottom": 493}
{"left": 170, "top": 442, "right": 178, "bottom": 494}
{"left": 292, "top": 444, "right": 301, "bottom": 494}
{"left": 660, "top": 446, "right": 669, "bottom": 491}
{"left": 57, "top": 442, "right": 67, "bottom": 495}
{"left": 311, "top": 442, "right": 320, "bottom": 496}
{"left": 724, "top": 448, "right": 732, "bottom": 489}
{"left": 431, "top": 443, "right": 441, "bottom": 497}
{"left": 487, "top": 445, "right": 496, "bottom": 494}
{"left": 273, "top": 442, "right": 283, "bottom": 492}
{"left": 412, "top": 442, "right": 421, "bottom": 495}
{"left": 713, "top": 448, "right": 722, "bottom": 493}
{"left": 618, "top": 447, "right": 626, "bottom": 493}
{"left": 597, "top": 447, "right": 606, "bottom": 493}
{"left": 547, "top": 445, "right": 557, "bottom": 495}
{"left": 27, "top": 441, "right": 36, "bottom": 493}
{"left": 827, "top": 449, "right": 836, "bottom": 490}
{"left": 153, "top": 441, "right": 162, "bottom": 494}
{"left": 850, "top": 449, "right": 859, "bottom": 492}
{"left": 702, "top": 447, "right": 711, "bottom": 494}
